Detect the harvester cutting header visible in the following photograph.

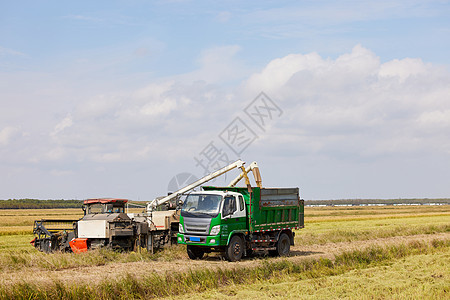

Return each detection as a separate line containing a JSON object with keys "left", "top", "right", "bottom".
{"left": 31, "top": 160, "right": 304, "bottom": 261}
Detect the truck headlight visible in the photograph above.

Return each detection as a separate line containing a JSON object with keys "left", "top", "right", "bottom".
{"left": 210, "top": 225, "right": 220, "bottom": 235}
{"left": 179, "top": 223, "right": 184, "bottom": 234}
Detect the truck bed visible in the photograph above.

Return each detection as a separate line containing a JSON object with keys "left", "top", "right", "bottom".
{"left": 251, "top": 188, "right": 303, "bottom": 232}
{"left": 202, "top": 186, "right": 304, "bottom": 232}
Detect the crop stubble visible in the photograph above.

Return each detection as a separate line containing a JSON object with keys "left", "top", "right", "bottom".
{"left": 0, "top": 204, "right": 448, "bottom": 298}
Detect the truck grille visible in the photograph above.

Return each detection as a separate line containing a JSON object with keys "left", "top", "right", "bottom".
{"left": 183, "top": 217, "right": 211, "bottom": 235}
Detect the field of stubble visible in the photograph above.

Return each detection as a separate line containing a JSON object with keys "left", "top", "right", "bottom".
{"left": 0, "top": 205, "right": 448, "bottom": 299}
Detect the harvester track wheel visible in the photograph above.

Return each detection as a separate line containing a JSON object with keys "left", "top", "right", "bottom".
{"left": 187, "top": 245, "right": 204, "bottom": 260}
{"left": 225, "top": 235, "right": 243, "bottom": 262}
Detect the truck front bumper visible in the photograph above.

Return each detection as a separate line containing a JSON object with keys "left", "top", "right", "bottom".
{"left": 177, "top": 234, "right": 223, "bottom": 246}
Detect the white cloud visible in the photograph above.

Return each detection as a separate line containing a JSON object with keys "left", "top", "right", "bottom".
{"left": 244, "top": 45, "right": 450, "bottom": 158}
{"left": 62, "top": 15, "right": 103, "bottom": 22}
{"left": 216, "top": 11, "right": 231, "bottom": 23}
{"left": 45, "top": 147, "right": 67, "bottom": 161}
{"left": 245, "top": 52, "right": 325, "bottom": 94}
{"left": 2, "top": 44, "right": 450, "bottom": 199}
{"left": 177, "top": 45, "right": 249, "bottom": 84}
{"left": 240, "top": 1, "right": 445, "bottom": 39}
{"left": 5, "top": 44, "right": 449, "bottom": 167}
{"left": 417, "top": 110, "right": 450, "bottom": 130}
{"left": 0, "top": 126, "right": 19, "bottom": 146}
{"left": 379, "top": 58, "right": 430, "bottom": 82}
{"left": 45, "top": 78, "right": 226, "bottom": 165}
{"left": 51, "top": 114, "right": 73, "bottom": 136}
{"left": 0, "top": 46, "right": 26, "bottom": 57}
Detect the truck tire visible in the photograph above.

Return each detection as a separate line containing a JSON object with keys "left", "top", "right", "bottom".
{"left": 187, "top": 245, "right": 204, "bottom": 260}
{"left": 225, "top": 235, "right": 244, "bottom": 262}
{"left": 276, "top": 233, "right": 290, "bottom": 256}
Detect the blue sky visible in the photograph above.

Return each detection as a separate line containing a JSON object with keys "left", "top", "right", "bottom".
{"left": 3, "top": 1, "right": 450, "bottom": 73}
{"left": 1, "top": 1, "right": 450, "bottom": 200}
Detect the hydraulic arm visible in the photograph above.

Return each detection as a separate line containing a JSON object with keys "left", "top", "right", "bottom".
{"left": 228, "top": 161, "right": 262, "bottom": 188}
{"left": 146, "top": 159, "right": 246, "bottom": 212}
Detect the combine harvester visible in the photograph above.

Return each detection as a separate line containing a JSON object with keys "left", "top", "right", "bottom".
{"left": 31, "top": 198, "right": 143, "bottom": 253}
{"left": 31, "top": 160, "right": 304, "bottom": 259}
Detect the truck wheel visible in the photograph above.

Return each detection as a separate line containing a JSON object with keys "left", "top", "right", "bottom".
{"left": 276, "top": 233, "right": 290, "bottom": 256}
{"left": 225, "top": 235, "right": 244, "bottom": 262}
{"left": 187, "top": 245, "right": 204, "bottom": 260}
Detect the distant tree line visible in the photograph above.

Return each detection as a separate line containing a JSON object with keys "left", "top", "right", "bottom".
{"left": 305, "top": 198, "right": 450, "bottom": 206}
{"left": 0, "top": 199, "right": 83, "bottom": 209}
{"left": 1, "top": 198, "right": 449, "bottom": 209}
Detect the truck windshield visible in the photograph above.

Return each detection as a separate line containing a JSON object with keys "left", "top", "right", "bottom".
{"left": 181, "top": 194, "right": 222, "bottom": 218}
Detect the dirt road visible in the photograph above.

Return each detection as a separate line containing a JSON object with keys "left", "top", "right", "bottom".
{"left": 1, "top": 232, "right": 448, "bottom": 287}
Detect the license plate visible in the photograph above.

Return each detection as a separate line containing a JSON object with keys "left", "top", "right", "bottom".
{"left": 190, "top": 237, "right": 200, "bottom": 242}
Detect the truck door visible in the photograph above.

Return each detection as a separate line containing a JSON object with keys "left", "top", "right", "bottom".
{"left": 221, "top": 194, "right": 247, "bottom": 236}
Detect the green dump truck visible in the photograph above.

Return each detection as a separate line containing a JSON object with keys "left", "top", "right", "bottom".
{"left": 177, "top": 186, "right": 304, "bottom": 261}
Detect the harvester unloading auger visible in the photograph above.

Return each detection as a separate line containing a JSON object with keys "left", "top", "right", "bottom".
{"left": 31, "top": 160, "right": 263, "bottom": 253}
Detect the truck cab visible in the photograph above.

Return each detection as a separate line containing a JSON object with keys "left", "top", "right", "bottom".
{"left": 177, "top": 187, "right": 304, "bottom": 261}
{"left": 180, "top": 191, "right": 246, "bottom": 238}
{"left": 178, "top": 191, "right": 247, "bottom": 260}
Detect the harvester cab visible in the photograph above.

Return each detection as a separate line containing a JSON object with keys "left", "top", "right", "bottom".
{"left": 82, "top": 198, "right": 128, "bottom": 215}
